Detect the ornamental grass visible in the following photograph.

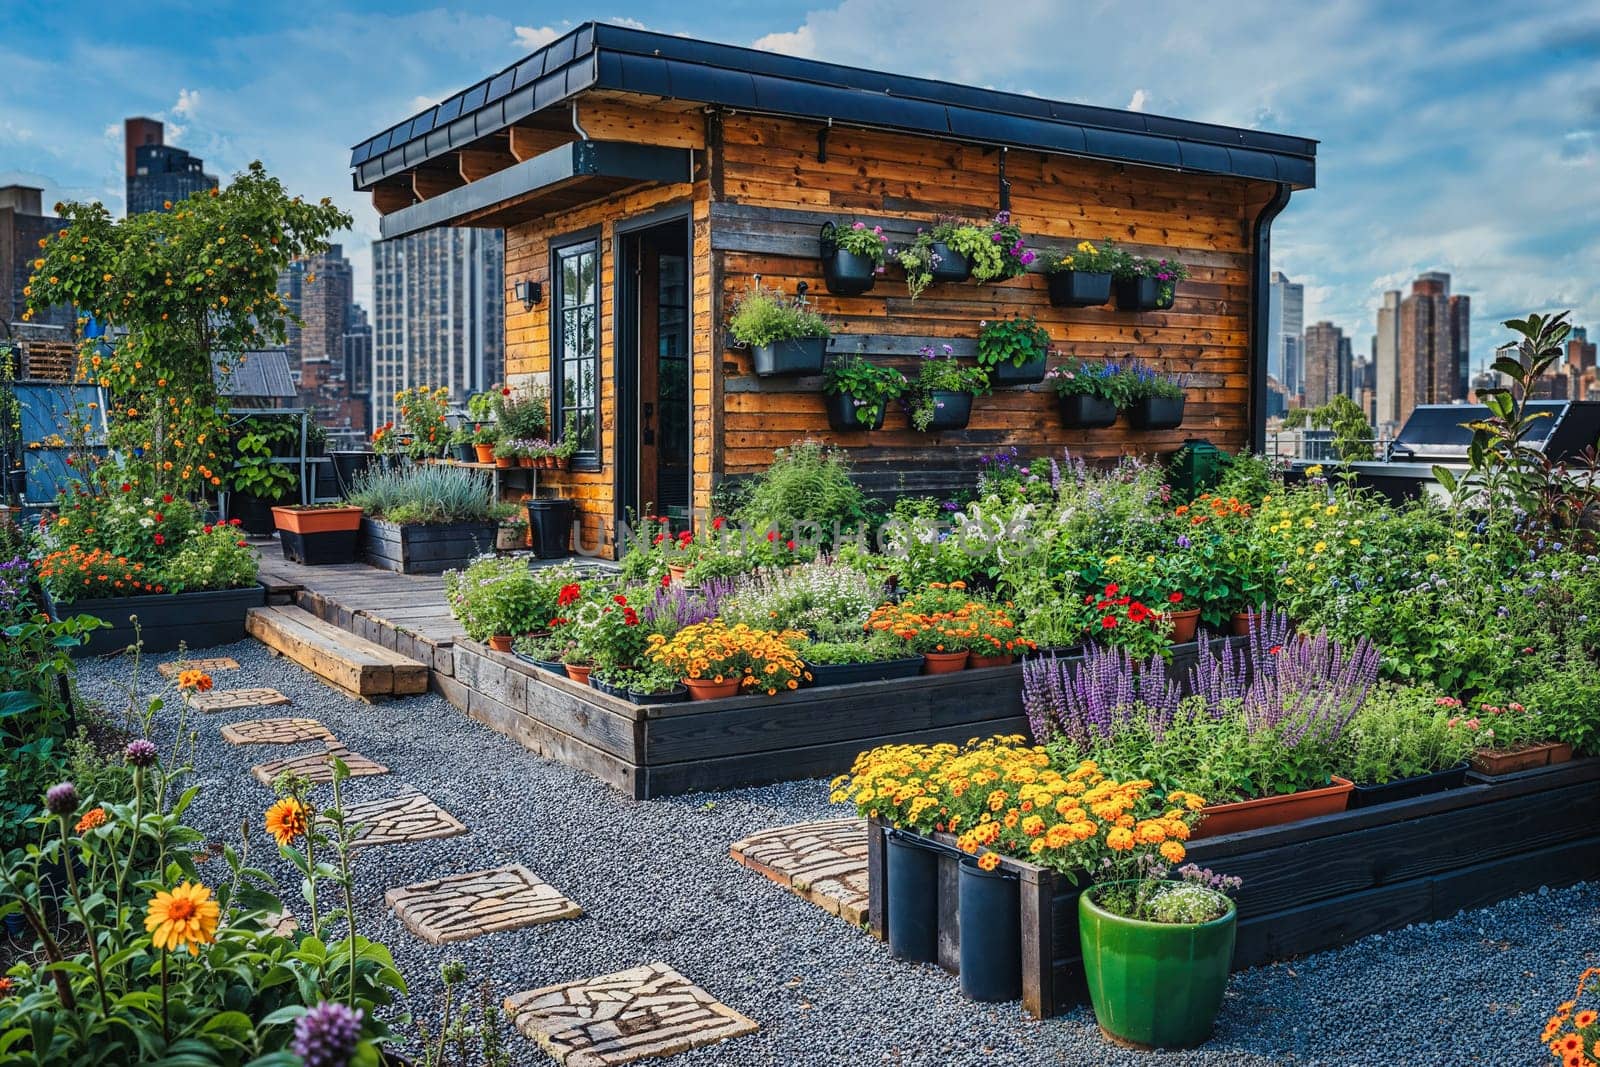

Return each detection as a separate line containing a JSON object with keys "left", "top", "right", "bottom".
{"left": 646, "top": 619, "right": 812, "bottom": 696}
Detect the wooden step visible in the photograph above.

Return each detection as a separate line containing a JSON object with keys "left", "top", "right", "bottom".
{"left": 246, "top": 605, "right": 429, "bottom": 699}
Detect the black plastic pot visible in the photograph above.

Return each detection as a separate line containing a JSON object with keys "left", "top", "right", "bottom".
{"left": 514, "top": 652, "right": 567, "bottom": 675}
{"left": 454, "top": 442, "right": 475, "bottom": 462}
{"left": 591, "top": 677, "right": 627, "bottom": 698}
{"left": 1349, "top": 761, "right": 1470, "bottom": 809}
{"left": 1126, "top": 395, "right": 1186, "bottom": 430}
{"left": 279, "top": 528, "right": 360, "bottom": 566}
{"left": 1046, "top": 270, "right": 1112, "bottom": 307}
{"left": 330, "top": 451, "right": 374, "bottom": 494}
{"left": 1113, "top": 275, "right": 1176, "bottom": 311}
{"left": 989, "top": 355, "right": 1048, "bottom": 386}
{"left": 824, "top": 391, "right": 887, "bottom": 432}
{"left": 803, "top": 656, "right": 924, "bottom": 687}
{"left": 626, "top": 685, "right": 690, "bottom": 705}
{"left": 886, "top": 830, "right": 941, "bottom": 963}
{"left": 1057, "top": 394, "right": 1119, "bottom": 429}
{"left": 753, "top": 336, "right": 828, "bottom": 377}
{"left": 821, "top": 248, "right": 878, "bottom": 296}
{"left": 230, "top": 492, "right": 285, "bottom": 536}
{"left": 923, "top": 390, "right": 973, "bottom": 431}
{"left": 929, "top": 241, "right": 972, "bottom": 283}
{"left": 526, "top": 499, "right": 574, "bottom": 559}
{"left": 958, "top": 859, "right": 1022, "bottom": 1003}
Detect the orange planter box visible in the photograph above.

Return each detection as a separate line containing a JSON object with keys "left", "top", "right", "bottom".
{"left": 1192, "top": 776, "right": 1354, "bottom": 839}
{"left": 271, "top": 505, "right": 364, "bottom": 535}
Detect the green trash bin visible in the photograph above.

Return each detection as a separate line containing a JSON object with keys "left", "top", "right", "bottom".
{"left": 1168, "top": 439, "right": 1223, "bottom": 498}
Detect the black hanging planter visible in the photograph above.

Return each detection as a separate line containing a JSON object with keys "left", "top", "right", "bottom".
{"left": 1126, "top": 395, "right": 1186, "bottom": 430}
{"left": 1113, "top": 276, "right": 1177, "bottom": 311}
{"left": 1046, "top": 270, "right": 1113, "bottom": 307}
{"left": 958, "top": 859, "right": 1022, "bottom": 1003}
{"left": 885, "top": 830, "right": 940, "bottom": 963}
{"left": 929, "top": 241, "right": 972, "bottom": 283}
{"left": 821, "top": 224, "right": 878, "bottom": 295}
{"left": 1056, "top": 394, "right": 1119, "bottom": 429}
{"left": 752, "top": 336, "right": 828, "bottom": 377}
{"left": 824, "top": 391, "right": 887, "bottom": 432}
{"left": 525, "top": 499, "right": 574, "bottom": 559}
{"left": 988, "top": 355, "right": 1048, "bottom": 386}
{"left": 922, "top": 390, "right": 973, "bottom": 431}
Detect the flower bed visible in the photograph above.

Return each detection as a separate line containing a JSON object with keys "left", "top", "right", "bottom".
{"left": 48, "top": 584, "right": 266, "bottom": 655}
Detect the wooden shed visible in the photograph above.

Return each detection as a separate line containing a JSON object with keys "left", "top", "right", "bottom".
{"left": 351, "top": 23, "right": 1316, "bottom": 553}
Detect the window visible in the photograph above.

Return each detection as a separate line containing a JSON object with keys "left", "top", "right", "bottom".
{"left": 552, "top": 237, "right": 600, "bottom": 465}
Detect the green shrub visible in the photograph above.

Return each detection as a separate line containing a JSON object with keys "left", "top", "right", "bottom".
{"left": 736, "top": 442, "right": 873, "bottom": 544}
{"left": 1337, "top": 684, "right": 1479, "bottom": 785}
{"left": 727, "top": 284, "right": 830, "bottom": 348}
{"left": 346, "top": 465, "right": 496, "bottom": 524}
{"left": 802, "top": 631, "right": 909, "bottom": 665}
{"left": 162, "top": 523, "right": 260, "bottom": 593}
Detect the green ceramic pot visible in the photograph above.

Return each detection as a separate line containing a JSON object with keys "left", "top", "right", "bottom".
{"left": 1078, "top": 881, "right": 1236, "bottom": 1050}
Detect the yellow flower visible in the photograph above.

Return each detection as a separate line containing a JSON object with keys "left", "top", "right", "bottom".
{"left": 144, "top": 881, "right": 219, "bottom": 955}
{"left": 265, "top": 797, "right": 309, "bottom": 845}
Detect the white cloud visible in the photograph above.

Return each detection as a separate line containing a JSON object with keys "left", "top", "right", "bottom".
{"left": 174, "top": 87, "right": 201, "bottom": 118}
{"left": 606, "top": 17, "right": 649, "bottom": 30}
{"left": 1126, "top": 88, "right": 1149, "bottom": 112}
{"left": 513, "top": 24, "right": 561, "bottom": 49}
{"left": 752, "top": 25, "right": 817, "bottom": 57}
{"left": 408, "top": 94, "right": 441, "bottom": 112}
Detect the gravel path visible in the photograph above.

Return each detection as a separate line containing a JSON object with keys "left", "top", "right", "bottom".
{"left": 72, "top": 639, "right": 1588, "bottom": 1067}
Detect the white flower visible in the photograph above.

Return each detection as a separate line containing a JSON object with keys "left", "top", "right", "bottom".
{"left": 139, "top": 517, "right": 155, "bottom": 528}
{"left": 142, "top": 497, "right": 155, "bottom": 507}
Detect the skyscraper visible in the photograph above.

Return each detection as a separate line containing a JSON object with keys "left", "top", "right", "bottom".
{"left": 1374, "top": 290, "right": 1402, "bottom": 434}
{"left": 1397, "top": 272, "right": 1470, "bottom": 423}
{"left": 124, "top": 118, "right": 217, "bottom": 216}
{"left": 1, "top": 185, "right": 73, "bottom": 332}
{"left": 1268, "top": 271, "right": 1305, "bottom": 397}
{"left": 1566, "top": 326, "right": 1595, "bottom": 374}
{"left": 370, "top": 227, "right": 504, "bottom": 430}
{"left": 1302, "top": 321, "right": 1345, "bottom": 408}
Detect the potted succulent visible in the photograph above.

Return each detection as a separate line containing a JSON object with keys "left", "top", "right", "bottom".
{"left": 975, "top": 314, "right": 1052, "bottom": 386}
{"left": 271, "top": 503, "right": 366, "bottom": 565}
{"left": 1113, "top": 254, "right": 1190, "bottom": 311}
{"left": 1045, "top": 358, "right": 1127, "bottom": 429}
{"left": 906, "top": 345, "right": 991, "bottom": 432}
{"left": 727, "top": 283, "right": 833, "bottom": 377}
{"left": 1124, "top": 361, "right": 1187, "bottom": 430}
{"left": 1338, "top": 687, "right": 1478, "bottom": 807}
{"left": 1039, "top": 240, "right": 1119, "bottom": 307}
{"left": 822, "top": 352, "right": 907, "bottom": 431}
{"left": 820, "top": 219, "right": 889, "bottom": 295}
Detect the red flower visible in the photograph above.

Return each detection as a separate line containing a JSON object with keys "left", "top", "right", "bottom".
{"left": 153, "top": 513, "right": 163, "bottom": 522}
{"left": 660, "top": 573, "right": 671, "bottom": 587}
{"left": 1168, "top": 591, "right": 1183, "bottom": 604}
{"left": 613, "top": 594, "right": 628, "bottom": 606}
{"left": 203, "top": 524, "right": 214, "bottom": 534}
{"left": 766, "top": 530, "right": 778, "bottom": 543}
{"left": 785, "top": 539, "right": 796, "bottom": 551}
{"left": 622, "top": 607, "right": 639, "bottom": 626}
{"left": 653, "top": 533, "right": 666, "bottom": 545}
{"left": 161, "top": 493, "right": 173, "bottom": 504}
{"left": 1129, "top": 604, "right": 1149, "bottom": 623}
{"left": 1101, "top": 616, "right": 1118, "bottom": 629}
{"left": 1104, "top": 582, "right": 1119, "bottom": 596}
{"left": 1269, "top": 644, "right": 1283, "bottom": 655}
{"left": 153, "top": 533, "right": 165, "bottom": 545}
{"left": 548, "top": 616, "right": 567, "bottom": 628}
{"left": 501, "top": 387, "right": 511, "bottom": 396}
{"left": 712, "top": 515, "right": 726, "bottom": 530}
{"left": 557, "top": 583, "right": 582, "bottom": 607}
{"left": 677, "top": 530, "right": 692, "bottom": 544}
{"left": 120, "top": 482, "right": 131, "bottom": 492}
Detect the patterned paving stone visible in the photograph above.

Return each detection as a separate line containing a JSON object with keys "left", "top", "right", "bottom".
{"left": 157, "top": 656, "right": 240, "bottom": 678}
{"left": 344, "top": 791, "right": 468, "bottom": 849}
{"left": 386, "top": 864, "right": 582, "bottom": 944}
{"left": 505, "top": 962, "right": 757, "bottom": 1067}
{"left": 730, "top": 818, "right": 868, "bottom": 926}
{"left": 186, "top": 687, "right": 290, "bottom": 712}
{"left": 220, "top": 718, "right": 335, "bottom": 746}
{"left": 249, "top": 743, "right": 389, "bottom": 786}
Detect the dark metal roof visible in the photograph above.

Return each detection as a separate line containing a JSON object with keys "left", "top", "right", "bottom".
{"left": 351, "top": 23, "right": 1316, "bottom": 193}
{"left": 378, "top": 140, "right": 693, "bottom": 239}
{"left": 215, "top": 349, "right": 296, "bottom": 399}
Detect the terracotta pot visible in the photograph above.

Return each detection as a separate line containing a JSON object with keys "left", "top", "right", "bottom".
{"left": 684, "top": 677, "right": 742, "bottom": 700}
{"left": 967, "top": 653, "right": 1016, "bottom": 669}
{"left": 667, "top": 564, "right": 688, "bottom": 585}
{"left": 1192, "top": 776, "right": 1354, "bottom": 839}
{"left": 473, "top": 443, "right": 496, "bottom": 463}
{"left": 1167, "top": 607, "right": 1202, "bottom": 644}
{"left": 1471, "top": 741, "right": 1573, "bottom": 776}
{"left": 1230, "top": 611, "right": 1259, "bottom": 637}
{"left": 519, "top": 455, "right": 535, "bottom": 468}
{"left": 271, "top": 505, "right": 363, "bottom": 536}
{"left": 495, "top": 455, "right": 516, "bottom": 469}
{"left": 564, "top": 663, "right": 593, "bottom": 686}
{"left": 922, "top": 651, "right": 970, "bottom": 674}
{"left": 488, "top": 634, "right": 513, "bottom": 652}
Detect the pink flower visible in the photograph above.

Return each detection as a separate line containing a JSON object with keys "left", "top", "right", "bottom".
{"left": 851, "top": 221, "right": 865, "bottom": 230}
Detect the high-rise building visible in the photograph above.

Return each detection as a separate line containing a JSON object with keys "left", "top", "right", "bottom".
{"left": 370, "top": 227, "right": 504, "bottom": 430}
{"left": 1567, "top": 326, "right": 1596, "bottom": 374}
{"left": 1373, "top": 290, "right": 1402, "bottom": 434}
{"left": 1302, "top": 321, "right": 1345, "bottom": 408}
{"left": 297, "top": 246, "right": 354, "bottom": 372}
{"left": 1, "top": 185, "right": 74, "bottom": 332}
{"left": 1397, "top": 272, "right": 1469, "bottom": 424}
{"left": 1268, "top": 271, "right": 1305, "bottom": 396}
{"left": 343, "top": 304, "right": 373, "bottom": 412}
{"left": 273, "top": 245, "right": 369, "bottom": 432}
{"left": 124, "top": 118, "right": 217, "bottom": 216}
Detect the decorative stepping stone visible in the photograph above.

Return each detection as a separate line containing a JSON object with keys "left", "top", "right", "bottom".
{"left": 186, "top": 687, "right": 290, "bottom": 712}
{"left": 220, "top": 718, "right": 335, "bottom": 746}
{"left": 386, "top": 865, "right": 582, "bottom": 944}
{"left": 730, "top": 818, "right": 868, "bottom": 925}
{"left": 343, "top": 791, "right": 467, "bottom": 849}
{"left": 249, "top": 743, "right": 389, "bottom": 786}
{"left": 264, "top": 910, "right": 298, "bottom": 937}
{"left": 505, "top": 962, "right": 757, "bottom": 1067}
{"left": 158, "top": 656, "right": 240, "bottom": 679}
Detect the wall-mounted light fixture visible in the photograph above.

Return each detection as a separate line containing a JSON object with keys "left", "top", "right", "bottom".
{"left": 514, "top": 280, "right": 542, "bottom": 310}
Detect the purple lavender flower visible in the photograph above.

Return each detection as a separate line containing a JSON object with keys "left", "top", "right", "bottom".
{"left": 292, "top": 1002, "right": 364, "bottom": 1067}
{"left": 125, "top": 739, "right": 158, "bottom": 768}
{"left": 44, "top": 782, "right": 77, "bottom": 815}
{"left": 1023, "top": 646, "right": 1178, "bottom": 745}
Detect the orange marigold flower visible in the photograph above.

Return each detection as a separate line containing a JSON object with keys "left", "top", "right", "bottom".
{"left": 1579, "top": 1011, "right": 1599, "bottom": 1029}
{"left": 176, "top": 669, "right": 213, "bottom": 692}
{"left": 144, "top": 881, "right": 219, "bottom": 955}
{"left": 75, "top": 807, "right": 107, "bottom": 833}
{"left": 977, "top": 852, "right": 1000, "bottom": 872}
{"left": 265, "top": 797, "right": 310, "bottom": 846}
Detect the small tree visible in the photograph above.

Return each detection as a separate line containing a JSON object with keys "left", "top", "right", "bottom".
{"left": 24, "top": 162, "right": 351, "bottom": 496}
{"left": 1283, "top": 394, "right": 1375, "bottom": 462}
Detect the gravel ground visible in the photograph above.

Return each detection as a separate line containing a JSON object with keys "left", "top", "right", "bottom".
{"left": 70, "top": 638, "right": 1592, "bottom": 1067}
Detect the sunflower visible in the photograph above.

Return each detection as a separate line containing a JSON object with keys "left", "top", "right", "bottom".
{"left": 265, "top": 797, "right": 310, "bottom": 845}
{"left": 144, "top": 881, "right": 220, "bottom": 955}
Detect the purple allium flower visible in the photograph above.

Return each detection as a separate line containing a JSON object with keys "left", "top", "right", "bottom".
{"left": 291, "top": 1001, "right": 364, "bottom": 1067}
{"left": 125, "top": 739, "right": 158, "bottom": 768}
{"left": 44, "top": 782, "right": 77, "bottom": 816}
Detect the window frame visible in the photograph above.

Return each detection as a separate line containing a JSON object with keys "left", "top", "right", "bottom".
{"left": 549, "top": 228, "right": 603, "bottom": 471}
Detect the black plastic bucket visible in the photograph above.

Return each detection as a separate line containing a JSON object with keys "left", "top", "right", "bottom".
{"left": 958, "top": 858, "right": 1022, "bottom": 1002}
{"left": 886, "top": 829, "right": 940, "bottom": 963}
{"left": 526, "top": 499, "right": 574, "bottom": 559}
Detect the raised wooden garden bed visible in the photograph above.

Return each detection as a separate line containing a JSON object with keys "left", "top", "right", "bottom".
{"left": 360, "top": 517, "right": 496, "bottom": 574}
{"left": 49, "top": 585, "right": 267, "bottom": 655}
{"left": 866, "top": 757, "right": 1600, "bottom": 1019}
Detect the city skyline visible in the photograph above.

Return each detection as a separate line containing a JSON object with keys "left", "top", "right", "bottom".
{"left": 2, "top": 2, "right": 1594, "bottom": 372}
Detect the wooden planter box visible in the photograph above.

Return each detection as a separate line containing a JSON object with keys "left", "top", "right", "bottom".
{"left": 866, "top": 757, "right": 1600, "bottom": 1019}
{"left": 360, "top": 517, "right": 496, "bottom": 574}
{"left": 50, "top": 585, "right": 266, "bottom": 655}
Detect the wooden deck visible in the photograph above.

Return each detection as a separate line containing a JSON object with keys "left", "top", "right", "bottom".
{"left": 255, "top": 542, "right": 464, "bottom": 647}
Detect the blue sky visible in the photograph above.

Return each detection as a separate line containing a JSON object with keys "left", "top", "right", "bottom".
{"left": 3, "top": 1, "right": 1597, "bottom": 369}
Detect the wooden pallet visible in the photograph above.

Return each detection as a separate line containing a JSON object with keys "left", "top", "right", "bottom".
{"left": 246, "top": 605, "right": 429, "bottom": 700}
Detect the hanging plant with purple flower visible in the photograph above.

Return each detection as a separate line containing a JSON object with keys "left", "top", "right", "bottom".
{"left": 825, "top": 219, "right": 890, "bottom": 266}
{"left": 937, "top": 212, "right": 1035, "bottom": 283}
